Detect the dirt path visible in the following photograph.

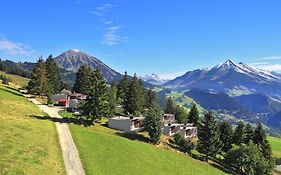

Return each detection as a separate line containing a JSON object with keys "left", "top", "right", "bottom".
{"left": 29, "top": 98, "right": 86, "bottom": 175}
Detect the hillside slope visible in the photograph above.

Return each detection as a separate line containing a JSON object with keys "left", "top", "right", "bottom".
{"left": 0, "top": 85, "right": 65, "bottom": 174}
{"left": 69, "top": 123, "right": 228, "bottom": 175}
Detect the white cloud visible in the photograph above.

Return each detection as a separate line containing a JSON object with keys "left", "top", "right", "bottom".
{"left": 250, "top": 55, "right": 281, "bottom": 72}
{"left": 258, "top": 56, "right": 281, "bottom": 61}
{"left": 157, "top": 71, "right": 186, "bottom": 80}
{"left": 255, "top": 64, "right": 281, "bottom": 72}
{"left": 90, "top": 11, "right": 104, "bottom": 16}
{"left": 103, "top": 20, "right": 113, "bottom": 25}
{"left": 250, "top": 62, "right": 270, "bottom": 66}
{"left": 96, "top": 3, "right": 114, "bottom": 11}
{"left": 102, "top": 26, "right": 128, "bottom": 46}
{"left": 90, "top": 2, "right": 127, "bottom": 46}
{"left": 0, "top": 38, "right": 37, "bottom": 57}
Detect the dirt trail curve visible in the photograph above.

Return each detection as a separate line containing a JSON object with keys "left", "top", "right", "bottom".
{"left": 29, "top": 98, "right": 86, "bottom": 175}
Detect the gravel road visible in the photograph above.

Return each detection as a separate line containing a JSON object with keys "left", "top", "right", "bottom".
{"left": 30, "top": 98, "right": 86, "bottom": 175}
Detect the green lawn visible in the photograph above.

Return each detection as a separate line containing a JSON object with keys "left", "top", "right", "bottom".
{"left": 0, "top": 71, "right": 30, "bottom": 87}
{"left": 0, "top": 84, "right": 65, "bottom": 175}
{"left": 67, "top": 119, "right": 228, "bottom": 175}
{"left": 268, "top": 136, "right": 281, "bottom": 158}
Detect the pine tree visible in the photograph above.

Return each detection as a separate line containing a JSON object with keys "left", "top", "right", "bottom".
{"left": 260, "top": 139, "right": 273, "bottom": 160}
{"left": 146, "top": 89, "right": 157, "bottom": 108}
{"left": 252, "top": 123, "right": 266, "bottom": 145}
{"left": 117, "top": 71, "right": 129, "bottom": 105}
{"left": 146, "top": 102, "right": 162, "bottom": 144}
{"left": 174, "top": 105, "right": 188, "bottom": 123}
{"left": 187, "top": 103, "right": 199, "bottom": 126}
{"left": 197, "top": 111, "right": 221, "bottom": 162}
{"left": 124, "top": 74, "right": 145, "bottom": 116}
{"left": 27, "top": 57, "right": 49, "bottom": 95}
{"left": 218, "top": 121, "right": 233, "bottom": 153}
{"left": 45, "top": 55, "right": 63, "bottom": 94}
{"left": 165, "top": 96, "right": 175, "bottom": 114}
{"left": 244, "top": 123, "right": 254, "bottom": 144}
{"left": 73, "top": 65, "right": 92, "bottom": 94}
{"left": 108, "top": 81, "right": 117, "bottom": 117}
{"left": 83, "top": 68, "right": 109, "bottom": 121}
{"left": 232, "top": 121, "right": 245, "bottom": 145}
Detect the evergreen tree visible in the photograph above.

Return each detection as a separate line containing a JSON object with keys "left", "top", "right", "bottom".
{"left": 83, "top": 68, "right": 109, "bottom": 121}
{"left": 197, "top": 111, "right": 221, "bottom": 162}
{"left": 73, "top": 65, "right": 92, "bottom": 94}
{"left": 224, "top": 142, "right": 274, "bottom": 175}
{"left": 244, "top": 123, "right": 254, "bottom": 144}
{"left": 218, "top": 121, "right": 233, "bottom": 153}
{"left": 146, "top": 102, "right": 162, "bottom": 144}
{"left": 108, "top": 81, "right": 117, "bottom": 117}
{"left": 146, "top": 89, "right": 157, "bottom": 108}
{"left": 45, "top": 55, "right": 63, "bottom": 94}
{"left": 260, "top": 139, "right": 273, "bottom": 160}
{"left": 232, "top": 121, "right": 245, "bottom": 145}
{"left": 174, "top": 105, "right": 188, "bottom": 123}
{"left": 187, "top": 103, "right": 199, "bottom": 126}
{"left": 27, "top": 58, "right": 49, "bottom": 95}
{"left": 165, "top": 96, "right": 175, "bottom": 114}
{"left": 124, "top": 74, "right": 145, "bottom": 116}
{"left": 252, "top": 123, "right": 266, "bottom": 145}
{"left": 117, "top": 71, "right": 129, "bottom": 105}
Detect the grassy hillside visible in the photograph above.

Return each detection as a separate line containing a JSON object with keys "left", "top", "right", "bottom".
{"left": 68, "top": 121, "right": 228, "bottom": 175}
{"left": 0, "top": 85, "right": 65, "bottom": 174}
{"left": 0, "top": 71, "right": 30, "bottom": 87}
{"left": 268, "top": 136, "right": 281, "bottom": 158}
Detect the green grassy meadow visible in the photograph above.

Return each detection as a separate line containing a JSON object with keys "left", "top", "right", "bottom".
{"left": 66, "top": 117, "right": 229, "bottom": 175}
{"left": 268, "top": 136, "right": 281, "bottom": 158}
{"left": 0, "top": 84, "right": 65, "bottom": 174}
{"left": 0, "top": 71, "right": 30, "bottom": 87}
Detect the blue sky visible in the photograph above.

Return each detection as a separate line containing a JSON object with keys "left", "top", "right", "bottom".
{"left": 1, "top": 0, "right": 281, "bottom": 79}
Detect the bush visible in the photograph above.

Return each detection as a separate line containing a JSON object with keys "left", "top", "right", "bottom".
{"left": 0, "top": 75, "right": 9, "bottom": 85}
{"left": 173, "top": 133, "right": 194, "bottom": 154}
{"left": 275, "top": 157, "right": 281, "bottom": 165}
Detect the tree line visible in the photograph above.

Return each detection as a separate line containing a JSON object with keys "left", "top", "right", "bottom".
{"left": 0, "top": 59, "right": 32, "bottom": 78}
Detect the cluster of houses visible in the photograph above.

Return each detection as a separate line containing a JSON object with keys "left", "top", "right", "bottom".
{"left": 108, "top": 114, "right": 197, "bottom": 139}
{"left": 52, "top": 93, "right": 197, "bottom": 139}
{"left": 52, "top": 93, "right": 86, "bottom": 112}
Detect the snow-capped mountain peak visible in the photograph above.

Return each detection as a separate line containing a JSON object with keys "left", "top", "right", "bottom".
{"left": 141, "top": 74, "right": 169, "bottom": 85}
{"left": 165, "top": 59, "right": 281, "bottom": 96}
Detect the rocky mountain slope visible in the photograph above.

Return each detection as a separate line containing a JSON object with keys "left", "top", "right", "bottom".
{"left": 55, "top": 49, "right": 123, "bottom": 83}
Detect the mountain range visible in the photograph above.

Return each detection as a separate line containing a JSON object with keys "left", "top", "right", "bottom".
{"left": 164, "top": 59, "right": 281, "bottom": 97}
{"left": 158, "top": 59, "right": 281, "bottom": 131}
{"left": 1, "top": 50, "right": 281, "bottom": 131}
